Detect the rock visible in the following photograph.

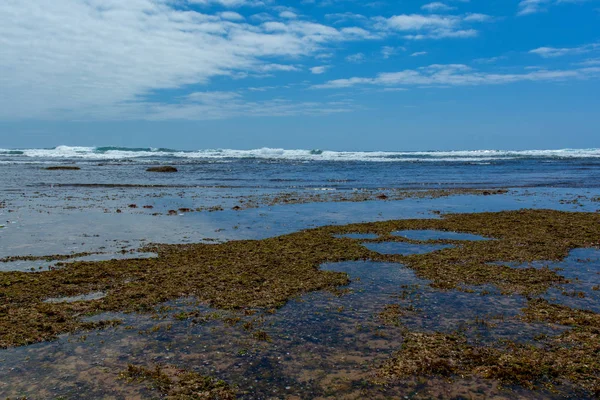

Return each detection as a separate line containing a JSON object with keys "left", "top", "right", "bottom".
{"left": 128, "top": 204, "right": 138, "bottom": 208}
{"left": 45, "top": 166, "right": 80, "bottom": 170}
{"left": 376, "top": 193, "right": 388, "bottom": 200}
{"left": 168, "top": 210, "right": 178, "bottom": 215}
{"left": 143, "top": 205, "right": 154, "bottom": 209}
{"left": 178, "top": 208, "right": 192, "bottom": 213}
{"left": 146, "top": 166, "right": 178, "bottom": 173}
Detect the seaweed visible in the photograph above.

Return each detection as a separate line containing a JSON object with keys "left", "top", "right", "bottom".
{"left": 119, "top": 364, "right": 235, "bottom": 399}
{"left": 2, "top": 209, "right": 600, "bottom": 349}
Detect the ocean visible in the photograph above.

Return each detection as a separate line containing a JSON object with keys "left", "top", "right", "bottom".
{"left": 2, "top": 145, "right": 600, "bottom": 190}
{"left": 1, "top": 145, "right": 600, "bottom": 399}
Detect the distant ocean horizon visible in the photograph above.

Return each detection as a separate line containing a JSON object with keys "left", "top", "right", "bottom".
{"left": 1, "top": 145, "right": 600, "bottom": 163}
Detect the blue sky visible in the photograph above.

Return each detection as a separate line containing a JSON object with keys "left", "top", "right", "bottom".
{"left": 0, "top": 0, "right": 599, "bottom": 150}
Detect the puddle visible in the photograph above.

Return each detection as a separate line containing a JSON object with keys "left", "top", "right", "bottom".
{"left": 393, "top": 229, "right": 491, "bottom": 241}
{"left": 44, "top": 292, "right": 106, "bottom": 304}
{"left": 0, "top": 260, "right": 572, "bottom": 399}
{"left": 333, "top": 233, "right": 379, "bottom": 240}
{"left": 362, "top": 241, "right": 454, "bottom": 255}
{"left": 0, "top": 252, "right": 158, "bottom": 272}
{"left": 486, "top": 248, "right": 600, "bottom": 313}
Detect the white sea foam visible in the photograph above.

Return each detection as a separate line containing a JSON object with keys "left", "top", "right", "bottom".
{"left": 1, "top": 146, "right": 599, "bottom": 162}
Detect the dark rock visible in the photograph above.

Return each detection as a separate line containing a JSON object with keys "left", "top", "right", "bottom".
{"left": 147, "top": 166, "right": 178, "bottom": 173}
{"left": 45, "top": 166, "right": 80, "bottom": 171}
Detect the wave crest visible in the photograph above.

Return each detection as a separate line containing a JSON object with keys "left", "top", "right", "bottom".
{"left": 1, "top": 146, "right": 599, "bottom": 162}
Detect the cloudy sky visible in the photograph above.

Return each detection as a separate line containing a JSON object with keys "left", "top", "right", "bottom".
{"left": 0, "top": 0, "right": 599, "bottom": 150}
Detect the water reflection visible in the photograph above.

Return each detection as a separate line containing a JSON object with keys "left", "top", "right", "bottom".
{"left": 393, "top": 229, "right": 491, "bottom": 242}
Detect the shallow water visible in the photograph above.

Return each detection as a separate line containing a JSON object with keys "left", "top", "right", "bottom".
{"left": 0, "top": 252, "right": 157, "bottom": 273}
{"left": 393, "top": 229, "right": 491, "bottom": 241}
{"left": 0, "top": 257, "right": 580, "bottom": 399}
{"left": 45, "top": 291, "right": 107, "bottom": 303}
{"left": 1, "top": 157, "right": 600, "bottom": 398}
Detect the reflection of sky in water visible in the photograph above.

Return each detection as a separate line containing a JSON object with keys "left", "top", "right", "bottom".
{"left": 0, "top": 252, "right": 157, "bottom": 273}
{"left": 486, "top": 248, "right": 600, "bottom": 313}
{"left": 0, "top": 260, "right": 571, "bottom": 399}
{"left": 1, "top": 187, "right": 599, "bottom": 259}
{"left": 45, "top": 291, "right": 106, "bottom": 303}
{"left": 393, "top": 229, "right": 490, "bottom": 241}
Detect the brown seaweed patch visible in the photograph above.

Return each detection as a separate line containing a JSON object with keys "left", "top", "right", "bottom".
{"left": 119, "top": 364, "right": 235, "bottom": 399}
{"left": 2, "top": 209, "right": 600, "bottom": 349}
{"left": 380, "top": 298, "right": 600, "bottom": 396}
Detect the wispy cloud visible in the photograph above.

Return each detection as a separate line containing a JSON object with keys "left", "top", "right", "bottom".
{"left": 373, "top": 13, "right": 492, "bottom": 40}
{"left": 381, "top": 46, "right": 405, "bottom": 58}
{"left": 312, "top": 64, "right": 600, "bottom": 89}
{"left": 310, "top": 65, "right": 330, "bottom": 74}
{"left": 105, "top": 91, "right": 357, "bottom": 120}
{"left": 0, "top": 0, "right": 375, "bottom": 120}
{"left": 529, "top": 43, "right": 599, "bottom": 57}
{"left": 421, "top": 2, "right": 456, "bottom": 12}
{"left": 517, "top": 0, "right": 593, "bottom": 15}
{"left": 346, "top": 53, "right": 366, "bottom": 63}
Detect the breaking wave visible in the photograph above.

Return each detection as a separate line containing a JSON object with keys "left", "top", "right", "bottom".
{"left": 0, "top": 145, "right": 599, "bottom": 162}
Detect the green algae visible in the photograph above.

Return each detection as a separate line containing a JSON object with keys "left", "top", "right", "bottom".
{"left": 119, "top": 364, "right": 235, "bottom": 399}
{"left": 1, "top": 209, "right": 600, "bottom": 350}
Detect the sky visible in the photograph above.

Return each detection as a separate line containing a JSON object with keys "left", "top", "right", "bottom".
{"left": 0, "top": 0, "right": 599, "bottom": 151}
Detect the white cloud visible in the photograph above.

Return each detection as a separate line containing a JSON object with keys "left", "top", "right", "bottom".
{"left": 346, "top": 53, "right": 366, "bottom": 63}
{"left": 310, "top": 66, "right": 330, "bottom": 74}
{"left": 219, "top": 11, "right": 245, "bottom": 20}
{"left": 517, "top": 0, "right": 550, "bottom": 15}
{"left": 529, "top": 43, "right": 599, "bottom": 58}
{"left": 374, "top": 12, "right": 491, "bottom": 40}
{"left": 411, "top": 51, "right": 428, "bottom": 56}
{"left": 132, "top": 92, "right": 356, "bottom": 120}
{"left": 421, "top": 2, "right": 456, "bottom": 12}
{"left": 463, "top": 13, "right": 493, "bottom": 22}
{"left": 0, "top": 0, "right": 375, "bottom": 120}
{"left": 575, "top": 58, "right": 600, "bottom": 66}
{"left": 189, "top": 0, "right": 268, "bottom": 7}
{"left": 312, "top": 64, "right": 600, "bottom": 89}
{"left": 381, "top": 46, "right": 405, "bottom": 58}
{"left": 279, "top": 11, "right": 298, "bottom": 19}
{"left": 474, "top": 55, "right": 507, "bottom": 64}
{"left": 325, "top": 12, "right": 367, "bottom": 24}
{"left": 517, "top": 0, "right": 593, "bottom": 15}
